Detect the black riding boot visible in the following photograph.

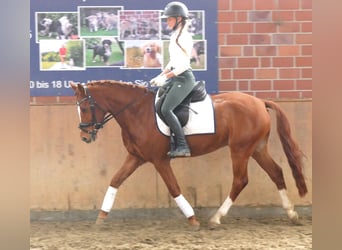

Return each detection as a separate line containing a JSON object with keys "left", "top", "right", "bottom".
{"left": 165, "top": 113, "right": 191, "bottom": 158}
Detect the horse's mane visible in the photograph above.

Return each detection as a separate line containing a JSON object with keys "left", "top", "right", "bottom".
{"left": 86, "top": 80, "right": 153, "bottom": 95}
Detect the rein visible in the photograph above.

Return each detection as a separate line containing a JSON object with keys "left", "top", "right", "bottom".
{"left": 77, "top": 84, "right": 152, "bottom": 140}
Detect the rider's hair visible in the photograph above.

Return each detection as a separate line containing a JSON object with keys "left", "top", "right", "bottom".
{"left": 175, "top": 17, "right": 188, "bottom": 56}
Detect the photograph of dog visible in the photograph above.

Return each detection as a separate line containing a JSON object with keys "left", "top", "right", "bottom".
{"left": 78, "top": 7, "right": 122, "bottom": 37}
{"left": 85, "top": 37, "right": 124, "bottom": 67}
{"left": 141, "top": 41, "right": 162, "bottom": 68}
{"left": 125, "top": 40, "right": 163, "bottom": 68}
{"left": 119, "top": 10, "right": 160, "bottom": 40}
{"left": 120, "top": 17, "right": 139, "bottom": 40}
{"left": 36, "top": 12, "right": 78, "bottom": 41}
{"left": 161, "top": 11, "right": 204, "bottom": 40}
{"left": 187, "top": 11, "right": 205, "bottom": 40}
{"left": 190, "top": 40, "right": 206, "bottom": 69}
{"left": 90, "top": 39, "right": 113, "bottom": 65}
{"left": 162, "top": 40, "right": 206, "bottom": 70}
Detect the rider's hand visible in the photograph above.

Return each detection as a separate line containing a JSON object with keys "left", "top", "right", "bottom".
{"left": 150, "top": 75, "right": 167, "bottom": 87}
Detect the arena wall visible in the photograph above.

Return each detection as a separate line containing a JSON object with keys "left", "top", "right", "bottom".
{"left": 30, "top": 101, "right": 312, "bottom": 210}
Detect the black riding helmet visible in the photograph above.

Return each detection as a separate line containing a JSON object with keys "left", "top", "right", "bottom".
{"left": 161, "top": 1, "right": 189, "bottom": 30}
{"left": 161, "top": 1, "right": 189, "bottom": 19}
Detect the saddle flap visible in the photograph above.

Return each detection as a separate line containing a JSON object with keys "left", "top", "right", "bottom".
{"left": 190, "top": 81, "right": 207, "bottom": 102}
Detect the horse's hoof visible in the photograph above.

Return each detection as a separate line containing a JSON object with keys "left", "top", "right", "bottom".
{"left": 93, "top": 217, "right": 112, "bottom": 230}
{"left": 188, "top": 223, "right": 200, "bottom": 231}
{"left": 188, "top": 216, "right": 201, "bottom": 231}
{"left": 95, "top": 217, "right": 105, "bottom": 225}
{"left": 288, "top": 210, "right": 299, "bottom": 223}
{"left": 208, "top": 214, "right": 221, "bottom": 230}
{"left": 208, "top": 221, "right": 220, "bottom": 230}
{"left": 290, "top": 215, "right": 302, "bottom": 225}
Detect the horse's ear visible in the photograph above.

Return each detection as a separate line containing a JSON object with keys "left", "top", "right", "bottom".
{"left": 70, "top": 81, "right": 77, "bottom": 91}
{"left": 76, "top": 83, "right": 86, "bottom": 96}
{"left": 70, "top": 82, "right": 86, "bottom": 96}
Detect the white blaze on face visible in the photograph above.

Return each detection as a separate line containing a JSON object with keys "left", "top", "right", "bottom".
{"left": 77, "top": 106, "right": 81, "bottom": 122}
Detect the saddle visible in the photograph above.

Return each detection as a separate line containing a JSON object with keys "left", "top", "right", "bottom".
{"left": 155, "top": 81, "right": 207, "bottom": 127}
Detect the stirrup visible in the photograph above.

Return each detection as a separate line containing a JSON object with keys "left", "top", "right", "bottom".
{"left": 167, "top": 147, "right": 191, "bottom": 158}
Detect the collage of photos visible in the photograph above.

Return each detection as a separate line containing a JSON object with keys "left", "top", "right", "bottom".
{"left": 35, "top": 6, "right": 207, "bottom": 71}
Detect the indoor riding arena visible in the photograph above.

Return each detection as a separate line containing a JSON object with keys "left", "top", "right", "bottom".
{"left": 30, "top": 0, "right": 312, "bottom": 249}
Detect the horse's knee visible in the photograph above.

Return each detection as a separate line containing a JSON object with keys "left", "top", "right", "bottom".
{"left": 237, "top": 177, "right": 248, "bottom": 189}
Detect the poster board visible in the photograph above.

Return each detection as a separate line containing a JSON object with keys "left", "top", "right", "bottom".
{"left": 30, "top": 0, "right": 218, "bottom": 96}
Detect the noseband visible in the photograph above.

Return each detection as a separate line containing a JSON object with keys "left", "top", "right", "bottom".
{"left": 77, "top": 86, "right": 113, "bottom": 140}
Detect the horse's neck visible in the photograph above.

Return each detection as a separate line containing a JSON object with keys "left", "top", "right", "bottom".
{"left": 115, "top": 88, "right": 155, "bottom": 135}
{"left": 94, "top": 83, "right": 154, "bottom": 122}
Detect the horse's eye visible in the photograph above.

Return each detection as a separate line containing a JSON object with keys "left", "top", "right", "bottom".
{"left": 81, "top": 107, "right": 88, "bottom": 113}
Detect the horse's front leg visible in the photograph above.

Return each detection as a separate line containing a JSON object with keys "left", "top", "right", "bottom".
{"left": 96, "top": 154, "right": 145, "bottom": 224}
{"left": 154, "top": 159, "right": 200, "bottom": 229}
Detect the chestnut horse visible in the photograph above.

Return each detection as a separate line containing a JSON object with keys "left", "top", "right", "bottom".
{"left": 70, "top": 80, "right": 307, "bottom": 228}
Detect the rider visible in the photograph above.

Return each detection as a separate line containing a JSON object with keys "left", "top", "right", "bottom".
{"left": 150, "top": 1, "right": 195, "bottom": 158}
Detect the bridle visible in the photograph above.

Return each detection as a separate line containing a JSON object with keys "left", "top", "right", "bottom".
{"left": 76, "top": 86, "right": 113, "bottom": 141}
{"left": 76, "top": 85, "right": 153, "bottom": 141}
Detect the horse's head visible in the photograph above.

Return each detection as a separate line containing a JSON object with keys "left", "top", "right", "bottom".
{"left": 71, "top": 82, "right": 111, "bottom": 143}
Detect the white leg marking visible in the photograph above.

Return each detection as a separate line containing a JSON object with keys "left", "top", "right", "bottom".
{"left": 174, "top": 194, "right": 195, "bottom": 218}
{"left": 210, "top": 196, "right": 233, "bottom": 224}
{"left": 101, "top": 186, "right": 118, "bottom": 212}
{"left": 279, "top": 189, "right": 298, "bottom": 220}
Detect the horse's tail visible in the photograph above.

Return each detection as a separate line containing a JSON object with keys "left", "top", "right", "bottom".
{"left": 264, "top": 100, "right": 308, "bottom": 197}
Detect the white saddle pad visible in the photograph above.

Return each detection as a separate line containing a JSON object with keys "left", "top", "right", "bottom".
{"left": 155, "top": 93, "right": 216, "bottom": 136}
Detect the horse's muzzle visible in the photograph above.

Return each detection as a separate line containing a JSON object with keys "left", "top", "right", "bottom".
{"left": 81, "top": 135, "right": 92, "bottom": 143}
{"left": 80, "top": 130, "right": 97, "bottom": 143}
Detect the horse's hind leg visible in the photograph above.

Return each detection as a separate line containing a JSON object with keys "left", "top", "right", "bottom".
{"left": 96, "top": 154, "right": 145, "bottom": 224}
{"left": 209, "top": 150, "right": 250, "bottom": 227}
{"left": 252, "top": 144, "right": 299, "bottom": 222}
